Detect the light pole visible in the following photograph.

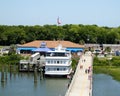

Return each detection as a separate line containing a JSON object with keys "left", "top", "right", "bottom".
{"left": 87, "top": 35, "right": 90, "bottom": 51}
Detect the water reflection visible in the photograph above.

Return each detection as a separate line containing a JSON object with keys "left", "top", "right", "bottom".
{"left": 1, "top": 71, "right": 120, "bottom": 96}
{"left": 0, "top": 71, "right": 69, "bottom": 96}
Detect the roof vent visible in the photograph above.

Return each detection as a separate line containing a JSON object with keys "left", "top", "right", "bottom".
{"left": 40, "top": 42, "right": 46, "bottom": 48}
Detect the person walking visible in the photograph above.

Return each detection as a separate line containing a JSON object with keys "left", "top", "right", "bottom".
{"left": 85, "top": 69, "right": 88, "bottom": 74}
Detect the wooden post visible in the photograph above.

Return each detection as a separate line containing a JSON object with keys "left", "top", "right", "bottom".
{"left": 28, "top": 63, "right": 30, "bottom": 72}
{"left": 34, "top": 65, "right": 37, "bottom": 83}
{"left": 1, "top": 66, "right": 5, "bottom": 82}
{"left": 13, "top": 65, "right": 16, "bottom": 72}
{"left": 40, "top": 68, "right": 43, "bottom": 80}
{"left": 5, "top": 65, "right": 8, "bottom": 81}
{"left": 9, "top": 65, "right": 12, "bottom": 80}
{"left": 10, "top": 65, "right": 12, "bottom": 72}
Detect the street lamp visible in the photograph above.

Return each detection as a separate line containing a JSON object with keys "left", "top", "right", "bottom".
{"left": 87, "top": 35, "right": 90, "bottom": 51}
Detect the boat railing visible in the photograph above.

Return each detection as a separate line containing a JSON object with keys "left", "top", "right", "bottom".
{"left": 46, "top": 53, "right": 71, "bottom": 57}
{"left": 46, "top": 55, "right": 68, "bottom": 57}
{"left": 20, "top": 60, "right": 29, "bottom": 64}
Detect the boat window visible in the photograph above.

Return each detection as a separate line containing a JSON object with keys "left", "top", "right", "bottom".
{"left": 37, "top": 57, "right": 40, "bottom": 60}
{"left": 52, "top": 53, "right": 66, "bottom": 56}
{"left": 46, "top": 53, "right": 51, "bottom": 56}
{"left": 48, "top": 61, "right": 50, "bottom": 64}
{"left": 60, "top": 68, "right": 62, "bottom": 71}
{"left": 63, "top": 68, "right": 66, "bottom": 70}
{"left": 49, "top": 53, "right": 54, "bottom": 56}
{"left": 53, "top": 68, "right": 56, "bottom": 71}
{"left": 57, "top": 68, "right": 59, "bottom": 71}
{"left": 24, "top": 64, "right": 27, "bottom": 69}
{"left": 51, "top": 60, "right": 53, "bottom": 64}
{"left": 47, "top": 68, "right": 50, "bottom": 71}
{"left": 57, "top": 61, "right": 59, "bottom": 64}
{"left": 20, "top": 64, "right": 24, "bottom": 69}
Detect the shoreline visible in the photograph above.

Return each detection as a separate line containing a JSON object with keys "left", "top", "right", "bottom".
{"left": 93, "top": 66, "right": 120, "bottom": 82}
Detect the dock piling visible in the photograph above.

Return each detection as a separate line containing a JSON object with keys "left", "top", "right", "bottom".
{"left": 34, "top": 67, "right": 37, "bottom": 83}
{"left": 1, "top": 66, "right": 5, "bottom": 82}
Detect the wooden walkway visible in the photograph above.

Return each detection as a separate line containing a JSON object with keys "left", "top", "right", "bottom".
{"left": 65, "top": 51, "right": 93, "bottom": 96}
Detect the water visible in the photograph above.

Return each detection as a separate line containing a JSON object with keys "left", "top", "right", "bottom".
{"left": 93, "top": 74, "right": 120, "bottom": 96}
{"left": 1, "top": 72, "right": 120, "bottom": 96}
{"left": 0, "top": 72, "right": 69, "bottom": 96}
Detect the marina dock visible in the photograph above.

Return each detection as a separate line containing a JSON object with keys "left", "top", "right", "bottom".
{"left": 65, "top": 51, "right": 93, "bottom": 96}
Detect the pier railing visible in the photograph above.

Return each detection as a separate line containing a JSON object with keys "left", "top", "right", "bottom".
{"left": 65, "top": 57, "right": 81, "bottom": 96}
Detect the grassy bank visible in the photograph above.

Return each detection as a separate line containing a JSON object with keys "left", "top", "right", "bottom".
{"left": 93, "top": 66, "right": 120, "bottom": 81}
{"left": 93, "top": 56, "right": 120, "bottom": 81}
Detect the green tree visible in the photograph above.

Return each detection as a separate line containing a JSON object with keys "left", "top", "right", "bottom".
{"left": 8, "top": 44, "right": 16, "bottom": 55}
{"left": 104, "top": 47, "right": 111, "bottom": 53}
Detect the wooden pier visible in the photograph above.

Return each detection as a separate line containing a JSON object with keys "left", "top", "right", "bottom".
{"left": 65, "top": 51, "right": 93, "bottom": 96}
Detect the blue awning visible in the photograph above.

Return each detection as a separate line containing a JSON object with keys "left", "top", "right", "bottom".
{"left": 32, "top": 47, "right": 52, "bottom": 52}
{"left": 17, "top": 47, "right": 36, "bottom": 51}
{"left": 17, "top": 47, "right": 84, "bottom": 52}
{"left": 66, "top": 48, "right": 84, "bottom": 52}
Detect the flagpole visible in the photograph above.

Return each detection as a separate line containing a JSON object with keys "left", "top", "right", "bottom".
{"left": 57, "top": 17, "right": 61, "bottom": 41}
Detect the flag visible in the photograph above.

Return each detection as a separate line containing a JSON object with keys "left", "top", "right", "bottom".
{"left": 57, "top": 17, "right": 61, "bottom": 25}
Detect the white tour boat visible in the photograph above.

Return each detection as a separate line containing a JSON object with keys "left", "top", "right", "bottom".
{"left": 45, "top": 44, "right": 72, "bottom": 76}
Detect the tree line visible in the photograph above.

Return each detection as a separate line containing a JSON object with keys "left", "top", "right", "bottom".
{"left": 0, "top": 24, "right": 120, "bottom": 45}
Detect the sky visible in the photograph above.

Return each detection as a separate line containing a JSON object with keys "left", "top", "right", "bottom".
{"left": 0, "top": 0, "right": 120, "bottom": 27}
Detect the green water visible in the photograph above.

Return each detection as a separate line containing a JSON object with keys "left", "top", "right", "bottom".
{"left": 1, "top": 72, "right": 120, "bottom": 96}
{"left": 0, "top": 72, "right": 69, "bottom": 96}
